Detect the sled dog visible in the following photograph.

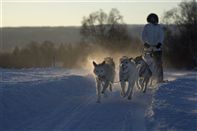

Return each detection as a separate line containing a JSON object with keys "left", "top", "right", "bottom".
{"left": 134, "top": 54, "right": 155, "bottom": 93}
{"left": 93, "top": 57, "right": 115, "bottom": 103}
{"left": 119, "top": 56, "right": 138, "bottom": 100}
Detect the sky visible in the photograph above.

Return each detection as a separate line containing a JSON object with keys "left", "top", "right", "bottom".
{"left": 1, "top": 0, "right": 183, "bottom": 27}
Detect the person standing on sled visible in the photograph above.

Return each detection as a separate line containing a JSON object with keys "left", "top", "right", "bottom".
{"left": 142, "top": 13, "right": 164, "bottom": 83}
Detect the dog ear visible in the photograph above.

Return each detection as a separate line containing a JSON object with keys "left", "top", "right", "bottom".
{"left": 129, "top": 57, "right": 133, "bottom": 61}
{"left": 120, "top": 58, "right": 124, "bottom": 63}
{"left": 93, "top": 61, "right": 97, "bottom": 67}
{"left": 101, "top": 61, "right": 105, "bottom": 65}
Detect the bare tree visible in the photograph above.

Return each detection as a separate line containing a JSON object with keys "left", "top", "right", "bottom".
{"left": 162, "top": 0, "right": 197, "bottom": 68}
{"left": 80, "top": 8, "right": 130, "bottom": 51}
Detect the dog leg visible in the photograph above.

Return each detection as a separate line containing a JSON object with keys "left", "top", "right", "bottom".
{"left": 138, "top": 78, "right": 144, "bottom": 90}
{"left": 120, "top": 81, "right": 126, "bottom": 97}
{"left": 96, "top": 80, "right": 101, "bottom": 103}
{"left": 140, "top": 77, "right": 146, "bottom": 92}
{"left": 125, "top": 82, "right": 131, "bottom": 97}
{"left": 149, "top": 77, "right": 153, "bottom": 87}
{"left": 109, "top": 82, "right": 113, "bottom": 92}
{"left": 136, "top": 76, "right": 141, "bottom": 90}
{"left": 101, "top": 80, "right": 109, "bottom": 94}
{"left": 143, "top": 77, "right": 149, "bottom": 93}
{"left": 128, "top": 80, "right": 135, "bottom": 100}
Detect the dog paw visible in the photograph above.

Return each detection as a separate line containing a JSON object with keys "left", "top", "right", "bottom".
{"left": 137, "top": 86, "right": 141, "bottom": 90}
{"left": 128, "top": 96, "right": 132, "bottom": 100}
{"left": 96, "top": 100, "right": 101, "bottom": 103}
{"left": 125, "top": 91, "right": 130, "bottom": 97}
{"left": 121, "top": 92, "right": 126, "bottom": 97}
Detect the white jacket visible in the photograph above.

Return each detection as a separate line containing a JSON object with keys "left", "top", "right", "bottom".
{"left": 142, "top": 23, "right": 164, "bottom": 51}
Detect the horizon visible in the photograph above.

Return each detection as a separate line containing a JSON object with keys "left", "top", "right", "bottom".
{"left": 0, "top": 23, "right": 145, "bottom": 28}
{"left": 1, "top": 0, "right": 182, "bottom": 27}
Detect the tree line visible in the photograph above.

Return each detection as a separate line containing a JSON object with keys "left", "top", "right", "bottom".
{"left": 0, "top": 41, "right": 90, "bottom": 68}
{"left": 0, "top": 38, "right": 141, "bottom": 68}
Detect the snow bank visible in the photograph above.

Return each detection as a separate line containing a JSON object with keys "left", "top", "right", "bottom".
{"left": 0, "top": 67, "right": 90, "bottom": 83}
{"left": 146, "top": 71, "right": 197, "bottom": 131}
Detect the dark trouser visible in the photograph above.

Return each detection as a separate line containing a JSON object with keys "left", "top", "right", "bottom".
{"left": 152, "top": 51, "right": 163, "bottom": 83}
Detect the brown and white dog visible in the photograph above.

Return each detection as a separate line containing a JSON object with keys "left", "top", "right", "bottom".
{"left": 134, "top": 53, "right": 155, "bottom": 93}
{"left": 93, "top": 57, "right": 115, "bottom": 103}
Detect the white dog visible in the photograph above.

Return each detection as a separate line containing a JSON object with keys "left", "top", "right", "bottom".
{"left": 119, "top": 56, "right": 138, "bottom": 100}
{"left": 93, "top": 57, "right": 115, "bottom": 103}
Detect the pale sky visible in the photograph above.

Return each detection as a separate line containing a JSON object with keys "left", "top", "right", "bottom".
{"left": 1, "top": 0, "right": 182, "bottom": 27}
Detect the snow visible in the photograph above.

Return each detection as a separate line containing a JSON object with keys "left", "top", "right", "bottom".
{"left": 0, "top": 68, "right": 196, "bottom": 131}
{"left": 146, "top": 71, "right": 197, "bottom": 131}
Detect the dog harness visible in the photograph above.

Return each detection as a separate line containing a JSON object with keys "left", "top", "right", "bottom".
{"left": 138, "top": 59, "right": 152, "bottom": 77}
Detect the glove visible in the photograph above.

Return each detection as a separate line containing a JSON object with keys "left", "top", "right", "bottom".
{"left": 144, "top": 43, "right": 150, "bottom": 48}
{"left": 156, "top": 43, "right": 162, "bottom": 49}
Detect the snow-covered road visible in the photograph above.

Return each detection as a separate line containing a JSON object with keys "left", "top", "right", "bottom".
{"left": 0, "top": 68, "right": 196, "bottom": 131}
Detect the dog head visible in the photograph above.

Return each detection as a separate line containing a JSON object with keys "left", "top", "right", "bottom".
{"left": 119, "top": 56, "right": 133, "bottom": 73}
{"left": 143, "top": 53, "right": 153, "bottom": 64}
{"left": 93, "top": 61, "right": 106, "bottom": 79}
{"left": 134, "top": 55, "right": 143, "bottom": 65}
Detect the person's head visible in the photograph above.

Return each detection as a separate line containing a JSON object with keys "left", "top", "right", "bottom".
{"left": 147, "top": 13, "right": 159, "bottom": 24}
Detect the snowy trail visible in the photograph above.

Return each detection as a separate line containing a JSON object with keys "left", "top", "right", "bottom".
{"left": 57, "top": 91, "right": 152, "bottom": 131}
{"left": 60, "top": 91, "right": 153, "bottom": 131}
{"left": 1, "top": 68, "right": 196, "bottom": 130}
{"left": 1, "top": 68, "right": 153, "bottom": 131}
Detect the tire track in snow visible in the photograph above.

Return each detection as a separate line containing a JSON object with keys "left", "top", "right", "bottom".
{"left": 17, "top": 96, "right": 84, "bottom": 129}
{"left": 56, "top": 95, "right": 96, "bottom": 130}
{"left": 18, "top": 95, "right": 95, "bottom": 130}
{"left": 121, "top": 109, "right": 133, "bottom": 131}
{"left": 121, "top": 89, "right": 153, "bottom": 131}
{"left": 121, "top": 103, "right": 147, "bottom": 131}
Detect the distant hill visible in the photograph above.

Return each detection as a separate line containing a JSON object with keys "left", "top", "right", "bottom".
{"left": 0, "top": 25, "right": 143, "bottom": 52}
{"left": 0, "top": 26, "right": 82, "bottom": 52}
